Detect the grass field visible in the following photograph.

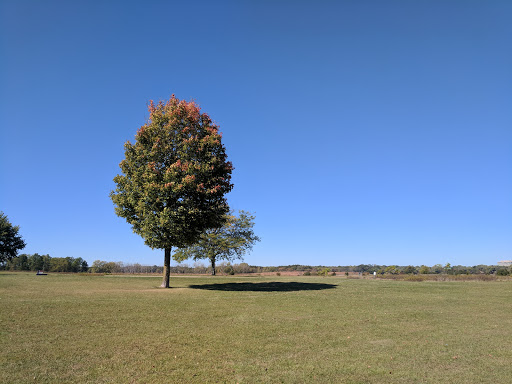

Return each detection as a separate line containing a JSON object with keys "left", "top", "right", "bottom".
{"left": 1, "top": 273, "right": 511, "bottom": 383}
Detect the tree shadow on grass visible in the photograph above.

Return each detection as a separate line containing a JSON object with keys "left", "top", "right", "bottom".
{"left": 188, "top": 281, "right": 337, "bottom": 292}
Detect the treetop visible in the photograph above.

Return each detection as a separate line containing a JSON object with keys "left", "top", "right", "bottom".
{"left": 110, "top": 95, "right": 234, "bottom": 251}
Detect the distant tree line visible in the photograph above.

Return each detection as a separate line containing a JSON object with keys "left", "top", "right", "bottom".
{"left": 77, "top": 261, "right": 258, "bottom": 275}
{"left": 89, "top": 260, "right": 163, "bottom": 274}
{"left": 0, "top": 254, "right": 88, "bottom": 272}
{"left": 265, "top": 263, "right": 511, "bottom": 276}
{"left": 2, "top": 257, "right": 510, "bottom": 276}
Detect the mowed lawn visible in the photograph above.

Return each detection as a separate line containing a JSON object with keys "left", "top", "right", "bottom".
{"left": 1, "top": 273, "right": 511, "bottom": 383}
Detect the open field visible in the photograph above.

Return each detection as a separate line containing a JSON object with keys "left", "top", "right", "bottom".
{"left": 1, "top": 273, "right": 511, "bottom": 383}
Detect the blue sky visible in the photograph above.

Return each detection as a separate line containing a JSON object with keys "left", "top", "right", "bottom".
{"left": 1, "top": 0, "right": 511, "bottom": 267}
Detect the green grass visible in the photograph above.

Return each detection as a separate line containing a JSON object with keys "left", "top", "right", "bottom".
{"left": 1, "top": 273, "right": 511, "bottom": 383}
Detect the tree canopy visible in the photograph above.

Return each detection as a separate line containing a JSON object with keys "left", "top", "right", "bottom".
{"left": 173, "top": 210, "right": 260, "bottom": 275}
{"left": 110, "top": 95, "right": 233, "bottom": 287}
{"left": 0, "top": 212, "right": 26, "bottom": 263}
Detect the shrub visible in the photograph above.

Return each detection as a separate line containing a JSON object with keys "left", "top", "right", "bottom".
{"left": 303, "top": 271, "right": 311, "bottom": 276}
{"left": 223, "top": 265, "right": 234, "bottom": 275}
{"left": 276, "top": 272, "right": 281, "bottom": 276}
{"left": 404, "top": 275, "right": 427, "bottom": 282}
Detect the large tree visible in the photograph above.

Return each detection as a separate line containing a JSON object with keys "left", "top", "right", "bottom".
{"left": 173, "top": 210, "right": 260, "bottom": 275}
{"left": 110, "top": 95, "right": 233, "bottom": 287}
{"left": 0, "top": 212, "right": 26, "bottom": 263}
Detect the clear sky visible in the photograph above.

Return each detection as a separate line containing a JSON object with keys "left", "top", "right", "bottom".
{"left": 1, "top": 0, "right": 511, "bottom": 267}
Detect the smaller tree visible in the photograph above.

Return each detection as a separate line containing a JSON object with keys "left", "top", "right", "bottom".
{"left": 173, "top": 210, "right": 260, "bottom": 275}
{"left": 0, "top": 212, "right": 26, "bottom": 263}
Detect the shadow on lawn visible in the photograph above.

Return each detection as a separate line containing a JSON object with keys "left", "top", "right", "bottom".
{"left": 188, "top": 281, "right": 337, "bottom": 292}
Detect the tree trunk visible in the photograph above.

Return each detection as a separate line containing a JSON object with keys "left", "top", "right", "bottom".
{"left": 211, "top": 258, "right": 216, "bottom": 276}
{"left": 161, "top": 247, "right": 171, "bottom": 288}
